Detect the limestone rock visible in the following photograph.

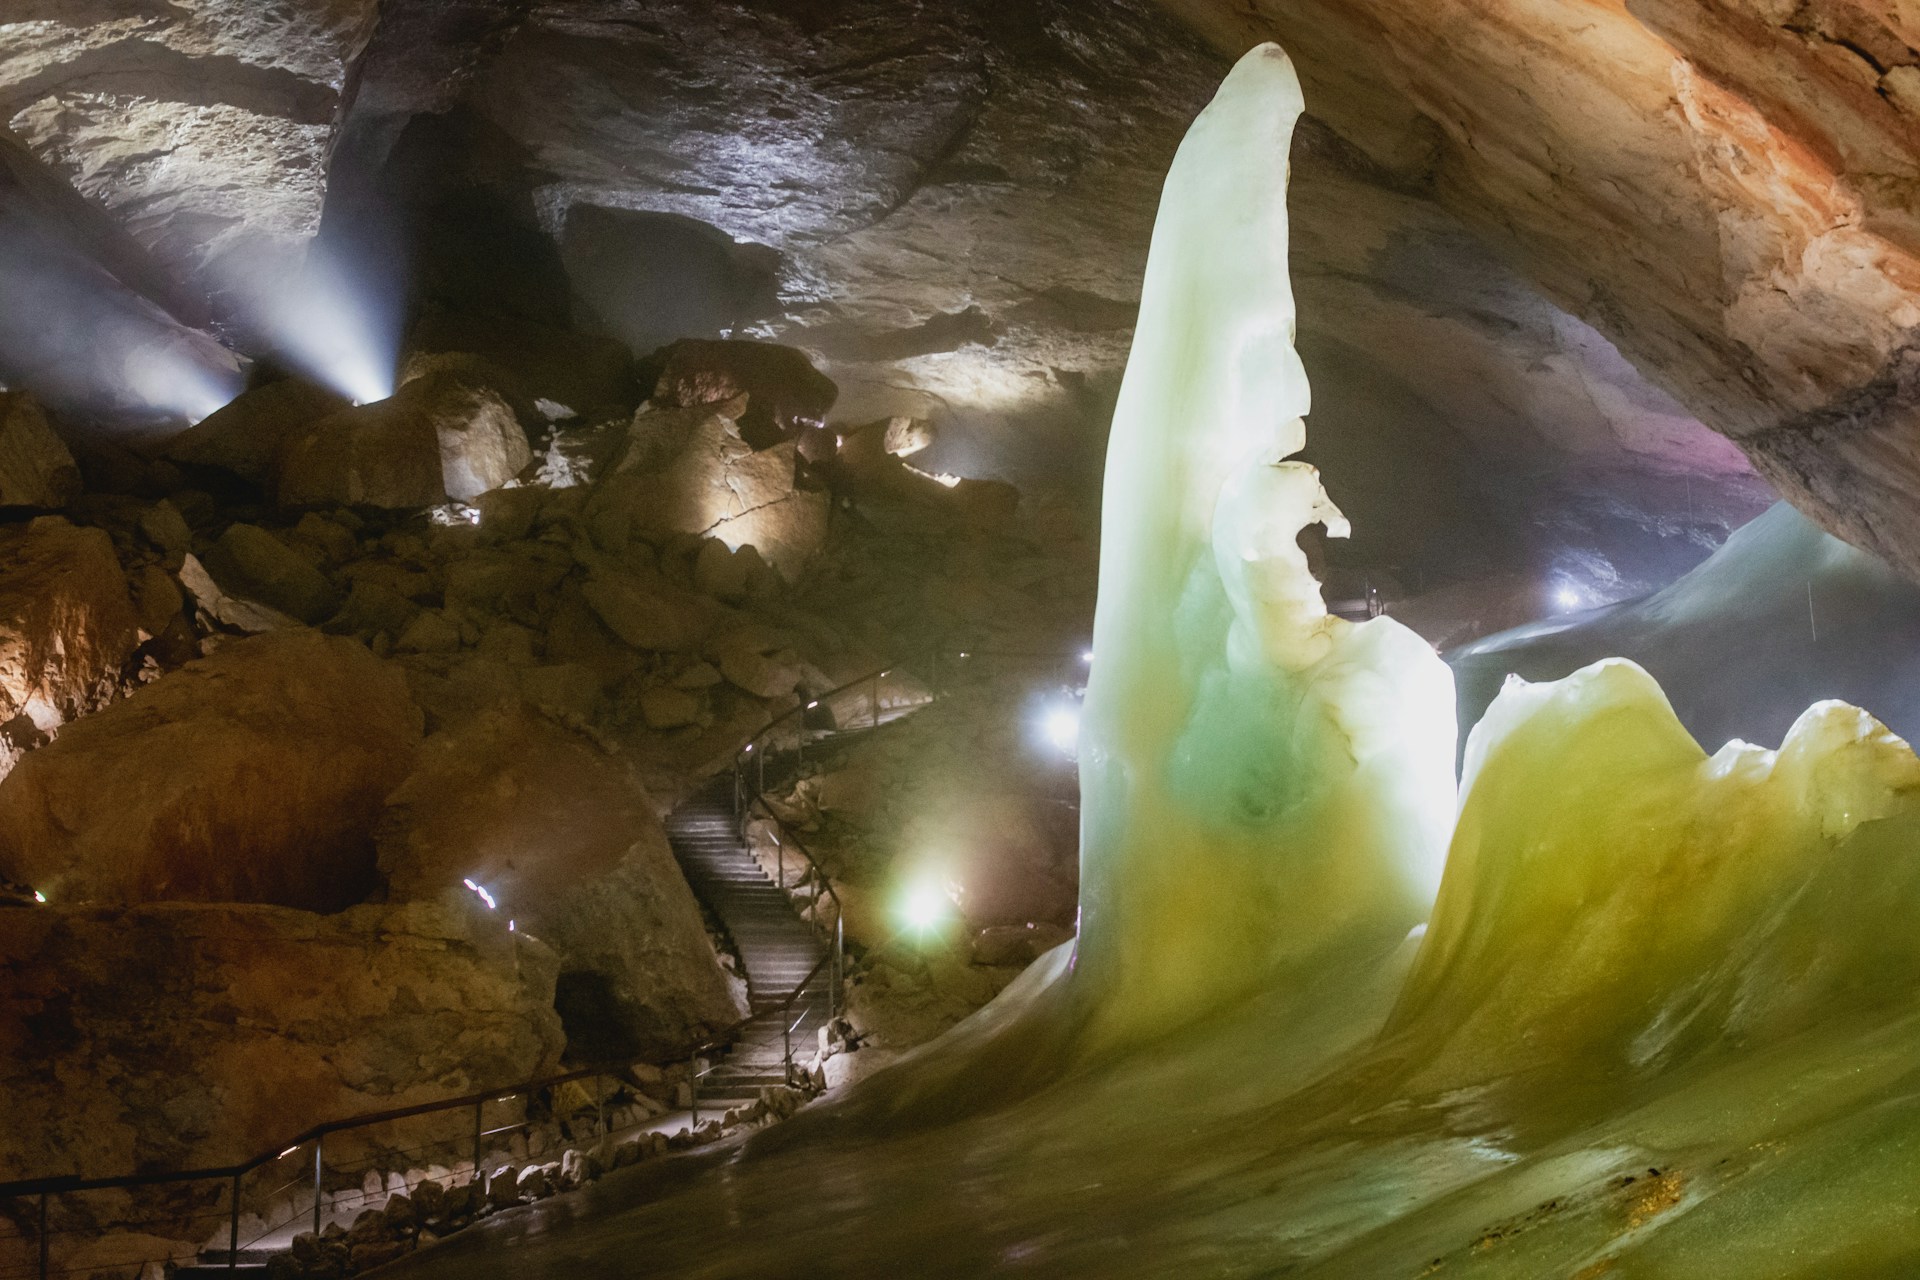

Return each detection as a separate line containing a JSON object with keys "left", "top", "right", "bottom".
{"left": 201, "top": 523, "right": 343, "bottom": 625}
{"left": 651, "top": 339, "right": 838, "bottom": 449}
{"left": 0, "top": 517, "right": 139, "bottom": 738}
{"left": 0, "top": 393, "right": 80, "bottom": 507}
{"left": 178, "top": 553, "right": 300, "bottom": 634}
{"left": 163, "top": 380, "right": 350, "bottom": 483}
{"left": 0, "top": 630, "right": 423, "bottom": 910}
{"left": 276, "top": 372, "right": 532, "bottom": 509}
{"left": 0, "top": 899, "right": 561, "bottom": 1183}
{"left": 376, "top": 708, "right": 748, "bottom": 1059}
{"left": 130, "top": 563, "right": 186, "bottom": 639}
{"left": 0, "top": 0, "right": 379, "bottom": 293}
{"left": 639, "top": 684, "right": 703, "bottom": 730}
{"left": 404, "top": 312, "right": 640, "bottom": 424}
{"left": 593, "top": 407, "right": 828, "bottom": 575}
{"left": 581, "top": 570, "right": 722, "bottom": 654}
{"left": 707, "top": 626, "right": 814, "bottom": 701}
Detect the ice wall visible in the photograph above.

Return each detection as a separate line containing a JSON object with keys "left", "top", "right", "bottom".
{"left": 1076, "top": 44, "right": 1457, "bottom": 1045}
{"left": 1452, "top": 500, "right": 1920, "bottom": 754}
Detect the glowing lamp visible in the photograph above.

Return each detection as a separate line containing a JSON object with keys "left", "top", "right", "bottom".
{"left": 898, "top": 881, "right": 952, "bottom": 936}
{"left": 1040, "top": 703, "right": 1081, "bottom": 756}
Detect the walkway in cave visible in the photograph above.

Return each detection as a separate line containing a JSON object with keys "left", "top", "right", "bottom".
{"left": 665, "top": 777, "right": 831, "bottom": 1108}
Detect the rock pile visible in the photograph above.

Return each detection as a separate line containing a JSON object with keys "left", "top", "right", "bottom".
{"left": 0, "top": 335, "right": 1096, "bottom": 1270}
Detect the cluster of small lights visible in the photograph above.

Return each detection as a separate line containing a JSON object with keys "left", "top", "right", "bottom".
{"left": 462, "top": 877, "right": 497, "bottom": 910}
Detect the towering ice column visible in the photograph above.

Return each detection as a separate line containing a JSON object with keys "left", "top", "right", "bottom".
{"left": 1076, "top": 45, "right": 1457, "bottom": 1044}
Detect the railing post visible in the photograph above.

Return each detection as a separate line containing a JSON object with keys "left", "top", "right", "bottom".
{"left": 777, "top": 835, "right": 784, "bottom": 892}
{"left": 37, "top": 1191, "right": 47, "bottom": 1280}
{"left": 312, "top": 1134, "right": 324, "bottom": 1237}
{"left": 689, "top": 1055, "right": 699, "bottom": 1128}
{"left": 783, "top": 1008, "right": 792, "bottom": 1081}
{"left": 229, "top": 1171, "right": 241, "bottom": 1270}
{"left": 870, "top": 673, "right": 880, "bottom": 729}
{"left": 833, "top": 914, "right": 844, "bottom": 1021}
{"left": 471, "top": 1100, "right": 483, "bottom": 1189}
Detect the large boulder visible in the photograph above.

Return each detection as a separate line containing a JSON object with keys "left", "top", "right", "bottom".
{"left": 162, "top": 379, "right": 351, "bottom": 483}
{"left": 651, "top": 338, "right": 837, "bottom": 450}
{"left": 0, "top": 630, "right": 423, "bottom": 910}
{"left": 0, "top": 517, "right": 139, "bottom": 764}
{"left": 593, "top": 404, "right": 829, "bottom": 575}
{"left": 377, "top": 708, "right": 748, "bottom": 1059}
{"left": 0, "top": 901, "right": 562, "bottom": 1185}
{"left": 276, "top": 371, "right": 532, "bottom": 509}
{"left": 0, "top": 392, "right": 80, "bottom": 507}
{"left": 200, "top": 523, "right": 344, "bottom": 624}
{"left": 406, "top": 311, "right": 641, "bottom": 423}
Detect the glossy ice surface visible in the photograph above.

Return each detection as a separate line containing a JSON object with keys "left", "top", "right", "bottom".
{"left": 388, "top": 45, "right": 1920, "bottom": 1279}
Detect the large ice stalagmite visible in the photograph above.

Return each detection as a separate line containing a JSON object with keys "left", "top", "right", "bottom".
{"left": 1075, "top": 44, "right": 1456, "bottom": 1045}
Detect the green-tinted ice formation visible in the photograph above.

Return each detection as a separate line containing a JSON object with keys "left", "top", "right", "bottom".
{"left": 385, "top": 43, "right": 1920, "bottom": 1280}
{"left": 1075, "top": 44, "right": 1455, "bottom": 1047}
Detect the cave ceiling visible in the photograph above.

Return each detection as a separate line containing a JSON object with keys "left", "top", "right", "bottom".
{"left": 15, "top": 0, "right": 1909, "bottom": 594}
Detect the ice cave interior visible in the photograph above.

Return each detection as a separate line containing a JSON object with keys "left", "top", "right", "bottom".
{"left": 9, "top": 3, "right": 1920, "bottom": 1278}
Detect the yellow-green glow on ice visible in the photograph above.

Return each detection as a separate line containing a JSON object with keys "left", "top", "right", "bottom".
{"left": 1076, "top": 44, "right": 1455, "bottom": 1045}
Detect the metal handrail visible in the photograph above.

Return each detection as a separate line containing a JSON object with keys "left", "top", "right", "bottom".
{"left": 728, "top": 664, "right": 913, "bottom": 1018}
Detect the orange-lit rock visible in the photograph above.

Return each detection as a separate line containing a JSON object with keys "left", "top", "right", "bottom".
{"left": 0, "top": 629, "right": 421, "bottom": 910}
{"left": 376, "top": 707, "right": 748, "bottom": 1059}
{"left": 0, "top": 516, "right": 138, "bottom": 749}
{"left": 0, "top": 899, "right": 561, "bottom": 1191}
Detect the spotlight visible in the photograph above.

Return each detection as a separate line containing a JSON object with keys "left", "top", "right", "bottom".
{"left": 1040, "top": 703, "right": 1080, "bottom": 756}
{"left": 898, "top": 880, "right": 952, "bottom": 935}
{"left": 462, "top": 878, "right": 496, "bottom": 910}
{"left": 32, "top": 889, "right": 46, "bottom": 903}
{"left": 1080, "top": 649, "right": 1094, "bottom": 664}
{"left": 1553, "top": 586, "right": 1583, "bottom": 611}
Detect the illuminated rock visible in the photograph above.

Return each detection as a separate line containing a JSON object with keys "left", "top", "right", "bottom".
{"left": 0, "top": 517, "right": 138, "bottom": 746}
{"left": 277, "top": 371, "right": 532, "bottom": 509}
{"left": 650, "top": 339, "right": 838, "bottom": 450}
{"left": 1074, "top": 44, "right": 1456, "bottom": 1045}
{"left": 164, "top": 378, "right": 349, "bottom": 484}
{"left": 377, "top": 707, "right": 747, "bottom": 1059}
{"left": 0, "top": 629, "right": 421, "bottom": 910}
{"left": 592, "top": 403, "right": 829, "bottom": 576}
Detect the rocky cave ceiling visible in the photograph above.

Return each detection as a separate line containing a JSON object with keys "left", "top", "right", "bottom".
{"left": 12, "top": 0, "right": 1920, "bottom": 602}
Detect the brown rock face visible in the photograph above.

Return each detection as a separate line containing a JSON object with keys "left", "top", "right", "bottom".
{"left": 594, "top": 405, "right": 829, "bottom": 576}
{"left": 0, "top": 392, "right": 79, "bottom": 507}
{"left": 163, "top": 378, "right": 350, "bottom": 483}
{"left": 0, "top": 900, "right": 563, "bottom": 1184}
{"left": 1154, "top": 0, "right": 1920, "bottom": 577}
{"left": 376, "top": 708, "right": 748, "bottom": 1060}
{"left": 0, "top": 516, "right": 138, "bottom": 742}
{"left": 0, "top": 630, "right": 423, "bottom": 910}
{"left": 652, "top": 339, "right": 839, "bottom": 450}
{"left": 277, "top": 371, "right": 532, "bottom": 509}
